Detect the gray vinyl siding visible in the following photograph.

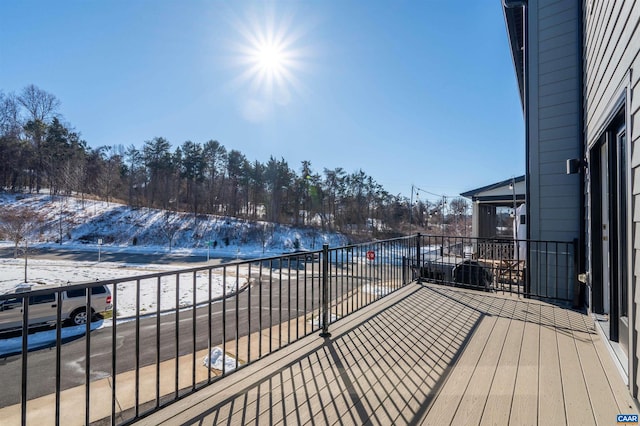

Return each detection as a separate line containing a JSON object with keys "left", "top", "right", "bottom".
{"left": 527, "top": 0, "right": 581, "bottom": 244}
{"left": 585, "top": 0, "right": 640, "bottom": 397}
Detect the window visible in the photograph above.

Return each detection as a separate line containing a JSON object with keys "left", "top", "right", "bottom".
{"left": 29, "top": 294, "right": 56, "bottom": 305}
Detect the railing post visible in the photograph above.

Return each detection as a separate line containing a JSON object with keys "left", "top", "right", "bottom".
{"left": 416, "top": 233, "right": 422, "bottom": 282}
{"left": 21, "top": 295, "right": 28, "bottom": 426}
{"left": 320, "top": 244, "right": 331, "bottom": 337}
{"left": 572, "top": 238, "right": 582, "bottom": 308}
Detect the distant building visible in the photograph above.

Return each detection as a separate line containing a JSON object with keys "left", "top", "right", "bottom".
{"left": 461, "top": 175, "right": 525, "bottom": 239}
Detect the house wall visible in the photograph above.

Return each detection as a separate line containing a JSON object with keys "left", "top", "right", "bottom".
{"left": 526, "top": 0, "right": 582, "bottom": 300}
{"left": 527, "top": 0, "right": 582, "bottom": 243}
{"left": 584, "top": 0, "right": 640, "bottom": 397}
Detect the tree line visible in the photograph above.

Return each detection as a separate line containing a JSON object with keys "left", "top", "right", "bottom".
{"left": 1, "top": 85, "right": 467, "bottom": 236}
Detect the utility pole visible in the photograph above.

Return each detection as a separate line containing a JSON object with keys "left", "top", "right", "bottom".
{"left": 409, "top": 184, "right": 414, "bottom": 235}
{"left": 442, "top": 196, "right": 447, "bottom": 233}
{"left": 512, "top": 177, "right": 517, "bottom": 216}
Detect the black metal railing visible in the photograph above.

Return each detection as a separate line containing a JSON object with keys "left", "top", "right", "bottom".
{"left": 0, "top": 236, "right": 416, "bottom": 425}
{"left": 0, "top": 234, "right": 578, "bottom": 425}
{"left": 414, "top": 234, "right": 578, "bottom": 303}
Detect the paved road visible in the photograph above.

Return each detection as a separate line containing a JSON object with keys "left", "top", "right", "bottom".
{"left": 0, "top": 272, "right": 369, "bottom": 407}
{"left": 0, "top": 246, "right": 233, "bottom": 265}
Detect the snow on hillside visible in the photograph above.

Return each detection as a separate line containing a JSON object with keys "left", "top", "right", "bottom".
{"left": 0, "top": 192, "right": 347, "bottom": 257}
{"left": 0, "top": 192, "right": 347, "bottom": 313}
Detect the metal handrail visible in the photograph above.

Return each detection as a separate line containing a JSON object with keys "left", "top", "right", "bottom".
{"left": 0, "top": 233, "right": 577, "bottom": 425}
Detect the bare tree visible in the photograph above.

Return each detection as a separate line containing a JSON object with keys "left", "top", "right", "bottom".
{"left": 159, "top": 212, "right": 180, "bottom": 251}
{"left": 448, "top": 197, "right": 469, "bottom": 236}
{"left": 257, "top": 222, "right": 275, "bottom": 253}
{"left": 0, "top": 91, "right": 25, "bottom": 190}
{"left": 17, "top": 84, "right": 60, "bottom": 123}
{"left": 0, "top": 207, "right": 44, "bottom": 282}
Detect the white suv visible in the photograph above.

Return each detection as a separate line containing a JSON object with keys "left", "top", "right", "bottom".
{"left": 0, "top": 285, "right": 113, "bottom": 332}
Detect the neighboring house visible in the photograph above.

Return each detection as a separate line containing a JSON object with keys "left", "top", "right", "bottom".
{"left": 461, "top": 175, "right": 525, "bottom": 239}
{"left": 503, "top": 0, "right": 640, "bottom": 399}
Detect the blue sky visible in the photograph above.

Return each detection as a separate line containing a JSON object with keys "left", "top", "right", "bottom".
{"left": 0, "top": 0, "right": 524, "bottom": 203}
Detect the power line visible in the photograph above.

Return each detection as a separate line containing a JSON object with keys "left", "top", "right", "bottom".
{"left": 411, "top": 185, "right": 459, "bottom": 202}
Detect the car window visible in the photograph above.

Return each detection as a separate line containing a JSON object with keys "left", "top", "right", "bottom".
{"left": 66, "top": 289, "right": 85, "bottom": 298}
{"left": 91, "top": 286, "right": 107, "bottom": 295}
{"left": 30, "top": 294, "right": 56, "bottom": 305}
{"left": 66, "top": 286, "right": 107, "bottom": 298}
{"left": 1, "top": 297, "right": 23, "bottom": 310}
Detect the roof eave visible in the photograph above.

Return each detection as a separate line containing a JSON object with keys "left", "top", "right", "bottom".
{"left": 503, "top": 4, "right": 525, "bottom": 109}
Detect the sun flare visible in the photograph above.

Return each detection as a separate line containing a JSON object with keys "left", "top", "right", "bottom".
{"left": 230, "top": 6, "right": 309, "bottom": 101}
{"left": 255, "top": 42, "right": 285, "bottom": 73}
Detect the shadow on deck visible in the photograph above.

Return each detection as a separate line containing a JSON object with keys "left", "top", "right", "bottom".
{"left": 135, "top": 283, "right": 637, "bottom": 425}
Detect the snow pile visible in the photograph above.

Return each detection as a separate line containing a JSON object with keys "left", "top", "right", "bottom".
{"left": 362, "top": 284, "right": 392, "bottom": 296}
{"left": 0, "top": 320, "right": 104, "bottom": 357}
{"left": 203, "top": 347, "right": 241, "bottom": 372}
{"left": 308, "top": 313, "right": 340, "bottom": 328}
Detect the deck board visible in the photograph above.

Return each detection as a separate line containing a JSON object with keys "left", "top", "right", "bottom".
{"left": 537, "top": 303, "right": 566, "bottom": 425}
{"left": 451, "top": 301, "right": 510, "bottom": 424}
{"left": 509, "top": 300, "right": 540, "bottom": 425}
{"left": 566, "top": 309, "right": 622, "bottom": 425}
{"left": 480, "top": 299, "right": 523, "bottom": 426}
{"left": 132, "top": 283, "right": 636, "bottom": 426}
{"left": 577, "top": 311, "right": 638, "bottom": 418}
{"left": 555, "top": 307, "right": 596, "bottom": 426}
{"left": 421, "top": 296, "right": 500, "bottom": 424}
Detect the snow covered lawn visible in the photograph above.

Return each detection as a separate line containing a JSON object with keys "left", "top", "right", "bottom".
{"left": 0, "top": 257, "right": 250, "bottom": 318}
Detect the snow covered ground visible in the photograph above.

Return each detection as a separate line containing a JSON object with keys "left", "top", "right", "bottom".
{"left": 0, "top": 192, "right": 347, "bottom": 256}
{"left": 0, "top": 193, "right": 413, "bottom": 355}
{"left": 0, "top": 192, "right": 349, "bottom": 354}
{"left": 0, "top": 191, "right": 349, "bottom": 316}
{"left": 0, "top": 256, "right": 248, "bottom": 316}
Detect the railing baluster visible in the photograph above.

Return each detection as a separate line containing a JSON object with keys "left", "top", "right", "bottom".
{"left": 321, "top": 244, "right": 330, "bottom": 336}
{"left": 21, "top": 294, "right": 28, "bottom": 426}
{"left": 247, "top": 263, "right": 252, "bottom": 364}
{"left": 192, "top": 270, "right": 197, "bottom": 391}
{"left": 304, "top": 255, "right": 312, "bottom": 334}
{"left": 303, "top": 256, "right": 308, "bottom": 336}
{"left": 287, "top": 259, "right": 291, "bottom": 345}
{"left": 222, "top": 267, "right": 227, "bottom": 375}
{"left": 85, "top": 286, "right": 91, "bottom": 426}
{"left": 175, "top": 274, "right": 180, "bottom": 398}
{"left": 269, "top": 261, "right": 273, "bottom": 352}
{"left": 156, "top": 277, "right": 161, "bottom": 407}
{"left": 207, "top": 269, "right": 212, "bottom": 384}
{"left": 112, "top": 283, "right": 118, "bottom": 426}
{"left": 259, "top": 262, "right": 263, "bottom": 358}
{"left": 279, "top": 262, "right": 282, "bottom": 349}
{"left": 295, "top": 260, "right": 300, "bottom": 340}
{"left": 341, "top": 248, "right": 345, "bottom": 318}
{"left": 235, "top": 264, "right": 239, "bottom": 370}
{"left": 55, "top": 289, "right": 62, "bottom": 426}
{"left": 135, "top": 279, "right": 140, "bottom": 417}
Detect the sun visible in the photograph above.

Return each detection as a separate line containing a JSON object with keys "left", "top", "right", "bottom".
{"left": 248, "top": 38, "right": 291, "bottom": 90}
{"left": 255, "top": 42, "right": 285, "bottom": 74}
{"left": 229, "top": 6, "right": 308, "bottom": 101}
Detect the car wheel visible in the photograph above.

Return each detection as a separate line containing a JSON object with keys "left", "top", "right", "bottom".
{"left": 70, "top": 309, "right": 90, "bottom": 326}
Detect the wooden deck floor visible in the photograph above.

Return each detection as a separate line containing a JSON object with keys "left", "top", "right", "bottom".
{"left": 135, "top": 282, "right": 637, "bottom": 426}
